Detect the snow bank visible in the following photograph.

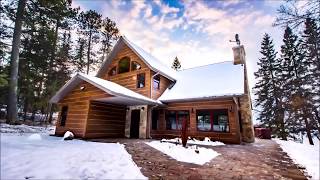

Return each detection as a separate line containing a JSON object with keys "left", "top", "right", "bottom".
{"left": 161, "top": 137, "right": 225, "bottom": 147}
{"left": 275, "top": 139, "right": 319, "bottom": 180}
{"left": 27, "top": 134, "right": 42, "bottom": 141}
{"left": 1, "top": 134, "right": 146, "bottom": 179}
{"left": 0, "top": 123, "right": 55, "bottom": 134}
{"left": 146, "top": 141, "right": 220, "bottom": 165}
{"left": 62, "top": 131, "right": 74, "bottom": 140}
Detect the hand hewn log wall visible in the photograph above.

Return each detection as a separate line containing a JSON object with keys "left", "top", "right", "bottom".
{"left": 85, "top": 101, "right": 126, "bottom": 138}
{"left": 55, "top": 81, "right": 112, "bottom": 138}
{"left": 151, "top": 98, "right": 242, "bottom": 144}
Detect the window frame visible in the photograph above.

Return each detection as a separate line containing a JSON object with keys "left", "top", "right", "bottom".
{"left": 131, "top": 61, "right": 141, "bottom": 71}
{"left": 108, "top": 66, "right": 117, "bottom": 76}
{"left": 118, "top": 57, "right": 130, "bottom": 74}
{"left": 136, "top": 73, "right": 145, "bottom": 88}
{"left": 60, "top": 106, "right": 68, "bottom": 126}
{"left": 196, "top": 109, "right": 230, "bottom": 133}
{"left": 153, "top": 75, "right": 160, "bottom": 90}
{"left": 165, "top": 110, "right": 190, "bottom": 130}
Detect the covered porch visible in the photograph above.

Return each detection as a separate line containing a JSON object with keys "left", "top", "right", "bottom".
{"left": 50, "top": 73, "right": 161, "bottom": 139}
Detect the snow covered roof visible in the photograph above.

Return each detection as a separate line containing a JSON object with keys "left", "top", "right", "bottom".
{"left": 96, "top": 36, "right": 177, "bottom": 81}
{"left": 50, "top": 73, "right": 161, "bottom": 105}
{"left": 158, "top": 61, "right": 245, "bottom": 102}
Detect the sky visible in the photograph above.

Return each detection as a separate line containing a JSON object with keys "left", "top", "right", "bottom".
{"left": 71, "top": 0, "right": 293, "bottom": 114}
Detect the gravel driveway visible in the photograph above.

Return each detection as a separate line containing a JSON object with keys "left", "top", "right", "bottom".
{"left": 90, "top": 138, "right": 307, "bottom": 180}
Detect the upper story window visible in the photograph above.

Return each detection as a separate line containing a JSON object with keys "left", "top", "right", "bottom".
{"left": 137, "top": 73, "right": 145, "bottom": 88}
{"left": 131, "top": 61, "right": 141, "bottom": 71}
{"left": 108, "top": 66, "right": 117, "bottom": 76}
{"left": 153, "top": 75, "right": 160, "bottom": 90}
{"left": 118, "top": 57, "right": 130, "bottom": 74}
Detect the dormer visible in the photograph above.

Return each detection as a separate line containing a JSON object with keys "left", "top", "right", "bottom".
{"left": 96, "top": 36, "right": 176, "bottom": 99}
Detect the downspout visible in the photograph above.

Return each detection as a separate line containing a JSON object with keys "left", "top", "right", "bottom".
{"left": 150, "top": 72, "right": 160, "bottom": 99}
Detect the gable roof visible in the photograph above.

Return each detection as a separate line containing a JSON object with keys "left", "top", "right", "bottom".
{"left": 158, "top": 61, "right": 245, "bottom": 102}
{"left": 50, "top": 73, "right": 161, "bottom": 105}
{"left": 96, "top": 36, "right": 176, "bottom": 81}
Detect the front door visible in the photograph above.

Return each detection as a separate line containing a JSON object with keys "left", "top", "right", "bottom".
{"left": 130, "top": 110, "right": 140, "bottom": 138}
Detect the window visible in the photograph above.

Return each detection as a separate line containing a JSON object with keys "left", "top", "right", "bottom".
{"left": 60, "top": 106, "right": 68, "bottom": 126}
{"left": 166, "top": 110, "right": 189, "bottom": 130}
{"left": 153, "top": 75, "right": 160, "bottom": 90}
{"left": 137, "top": 73, "right": 145, "bottom": 88}
{"left": 197, "top": 110, "right": 211, "bottom": 131}
{"left": 152, "top": 109, "right": 159, "bottom": 130}
{"left": 196, "top": 109, "right": 229, "bottom": 132}
{"left": 108, "top": 66, "right": 117, "bottom": 76}
{"left": 131, "top": 61, "right": 141, "bottom": 71}
{"left": 118, "top": 57, "right": 130, "bottom": 74}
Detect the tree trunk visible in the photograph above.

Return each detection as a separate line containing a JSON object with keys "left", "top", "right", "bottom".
{"left": 86, "top": 30, "right": 92, "bottom": 74}
{"left": 304, "top": 118, "right": 314, "bottom": 145}
{"left": 7, "top": 0, "right": 27, "bottom": 124}
{"left": 279, "top": 108, "right": 287, "bottom": 140}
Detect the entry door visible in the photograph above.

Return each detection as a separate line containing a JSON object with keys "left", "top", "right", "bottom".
{"left": 130, "top": 110, "right": 140, "bottom": 138}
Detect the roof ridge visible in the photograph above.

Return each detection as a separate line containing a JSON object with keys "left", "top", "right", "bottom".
{"left": 121, "top": 36, "right": 169, "bottom": 67}
{"left": 179, "top": 61, "right": 233, "bottom": 71}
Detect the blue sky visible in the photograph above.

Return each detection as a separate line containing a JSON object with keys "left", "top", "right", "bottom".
{"left": 71, "top": 0, "right": 291, "bottom": 90}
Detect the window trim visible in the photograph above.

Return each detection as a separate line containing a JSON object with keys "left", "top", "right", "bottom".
{"left": 165, "top": 110, "right": 190, "bottom": 131}
{"left": 136, "top": 73, "right": 145, "bottom": 88}
{"left": 153, "top": 75, "right": 160, "bottom": 90}
{"left": 196, "top": 109, "right": 230, "bottom": 133}
{"left": 108, "top": 66, "right": 117, "bottom": 76}
{"left": 131, "top": 61, "right": 141, "bottom": 71}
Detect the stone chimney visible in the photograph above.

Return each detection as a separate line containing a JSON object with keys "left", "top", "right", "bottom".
{"left": 232, "top": 45, "right": 246, "bottom": 65}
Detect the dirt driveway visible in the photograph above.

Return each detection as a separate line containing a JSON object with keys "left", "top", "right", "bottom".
{"left": 90, "top": 138, "right": 307, "bottom": 180}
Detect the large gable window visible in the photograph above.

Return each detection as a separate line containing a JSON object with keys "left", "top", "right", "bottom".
{"left": 137, "top": 73, "right": 145, "bottom": 88}
{"left": 118, "top": 57, "right": 130, "bottom": 74}
{"left": 153, "top": 75, "right": 160, "bottom": 90}
{"left": 196, "top": 109, "right": 229, "bottom": 132}
{"left": 131, "top": 61, "right": 141, "bottom": 71}
{"left": 108, "top": 66, "right": 117, "bottom": 76}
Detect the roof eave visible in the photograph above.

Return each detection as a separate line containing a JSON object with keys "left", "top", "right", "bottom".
{"left": 159, "top": 94, "right": 245, "bottom": 103}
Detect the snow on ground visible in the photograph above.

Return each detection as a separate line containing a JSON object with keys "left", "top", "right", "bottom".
{"left": 1, "top": 124, "right": 146, "bottom": 179}
{"left": 146, "top": 141, "right": 220, "bottom": 165}
{"left": 0, "top": 123, "right": 55, "bottom": 134}
{"left": 274, "top": 139, "right": 319, "bottom": 180}
{"left": 161, "top": 137, "right": 225, "bottom": 147}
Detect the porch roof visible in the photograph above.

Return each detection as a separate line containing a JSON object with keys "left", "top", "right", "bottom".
{"left": 50, "top": 73, "right": 162, "bottom": 106}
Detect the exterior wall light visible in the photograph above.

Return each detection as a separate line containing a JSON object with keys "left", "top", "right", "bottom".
{"left": 80, "top": 86, "right": 86, "bottom": 91}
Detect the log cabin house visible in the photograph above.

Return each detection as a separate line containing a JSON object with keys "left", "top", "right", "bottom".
{"left": 50, "top": 36, "right": 254, "bottom": 144}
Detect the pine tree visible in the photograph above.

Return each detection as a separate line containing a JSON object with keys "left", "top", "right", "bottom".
{"left": 100, "top": 17, "right": 119, "bottom": 62}
{"left": 77, "top": 10, "right": 102, "bottom": 74}
{"left": 171, "top": 56, "right": 181, "bottom": 71}
{"left": 7, "top": 0, "right": 27, "bottom": 124}
{"left": 280, "top": 26, "right": 314, "bottom": 144}
{"left": 74, "top": 37, "right": 87, "bottom": 73}
{"left": 301, "top": 18, "right": 320, "bottom": 139}
{"left": 253, "top": 33, "right": 287, "bottom": 139}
